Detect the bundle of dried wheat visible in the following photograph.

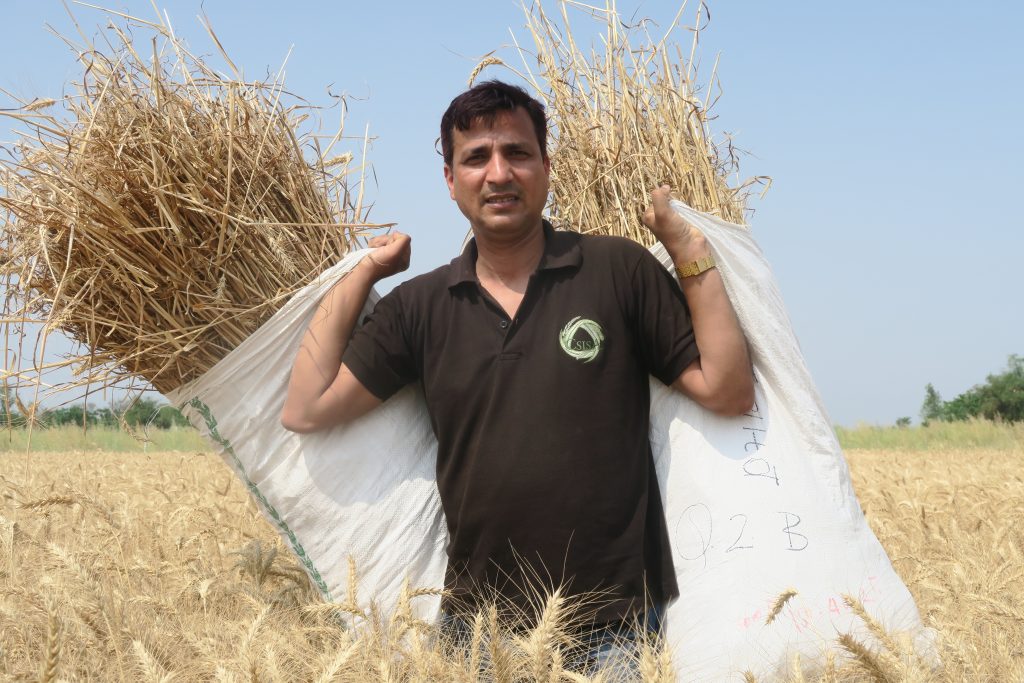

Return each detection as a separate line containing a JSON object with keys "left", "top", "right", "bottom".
{"left": 0, "top": 9, "right": 388, "bottom": 396}
{"left": 477, "top": 1, "right": 768, "bottom": 244}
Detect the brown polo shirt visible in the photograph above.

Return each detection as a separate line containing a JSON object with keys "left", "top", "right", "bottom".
{"left": 342, "top": 223, "right": 699, "bottom": 622}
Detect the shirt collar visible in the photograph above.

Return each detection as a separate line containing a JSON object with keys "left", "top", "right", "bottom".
{"left": 446, "top": 220, "right": 582, "bottom": 289}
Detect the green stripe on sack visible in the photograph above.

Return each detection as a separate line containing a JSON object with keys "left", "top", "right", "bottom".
{"left": 187, "top": 397, "right": 332, "bottom": 600}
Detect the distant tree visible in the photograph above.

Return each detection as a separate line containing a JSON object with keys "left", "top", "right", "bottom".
{"left": 152, "top": 404, "right": 189, "bottom": 429}
{"left": 114, "top": 396, "right": 159, "bottom": 427}
{"left": 921, "top": 355, "right": 1024, "bottom": 424}
{"left": 39, "top": 403, "right": 123, "bottom": 428}
{"left": 920, "top": 383, "right": 945, "bottom": 425}
{"left": 41, "top": 404, "right": 85, "bottom": 427}
{"left": 114, "top": 396, "right": 189, "bottom": 429}
{"left": 90, "top": 407, "right": 117, "bottom": 428}
{"left": 1, "top": 393, "right": 188, "bottom": 430}
{"left": 941, "top": 388, "right": 985, "bottom": 422}
{"left": 895, "top": 416, "right": 911, "bottom": 429}
{"left": 959, "top": 354, "right": 1024, "bottom": 422}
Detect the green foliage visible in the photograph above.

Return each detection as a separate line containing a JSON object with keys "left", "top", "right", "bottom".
{"left": 920, "top": 383, "right": 945, "bottom": 425}
{"left": 837, "top": 418, "right": 1024, "bottom": 451}
{"left": 976, "top": 354, "right": 1024, "bottom": 421}
{"left": 0, "top": 424, "right": 207, "bottom": 452}
{"left": 942, "top": 389, "right": 985, "bottom": 422}
{"left": 113, "top": 397, "right": 190, "bottom": 429}
{"left": 895, "top": 416, "right": 911, "bottom": 428}
{"left": 0, "top": 390, "right": 198, "bottom": 451}
{"left": 34, "top": 397, "right": 190, "bottom": 429}
{"left": 40, "top": 404, "right": 105, "bottom": 428}
{"left": 920, "top": 355, "right": 1024, "bottom": 424}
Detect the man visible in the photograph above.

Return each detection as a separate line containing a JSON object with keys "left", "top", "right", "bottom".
{"left": 281, "top": 81, "right": 752, "bottom": 656}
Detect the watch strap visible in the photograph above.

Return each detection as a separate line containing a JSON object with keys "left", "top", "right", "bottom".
{"left": 675, "top": 253, "right": 717, "bottom": 278}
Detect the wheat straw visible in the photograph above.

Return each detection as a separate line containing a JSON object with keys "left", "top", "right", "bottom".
{"left": 493, "top": 1, "right": 769, "bottom": 246}
{"left": 0, "top": 7, "right": 388, "bottom": 400}
{"left": 765, "top": 588, "right": 799, "bottom": 625}
{"left": 837, "top": 633, "right": 895, "bottom": 683}
{"left": 39, "top": 600, "right": 61, "bottom": 683}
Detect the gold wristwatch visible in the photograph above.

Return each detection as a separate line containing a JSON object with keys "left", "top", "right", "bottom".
{"left": 675, "top": 253, "right": 717, "bottom": 279}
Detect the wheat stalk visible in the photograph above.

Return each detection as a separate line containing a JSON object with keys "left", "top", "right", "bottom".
{"left": 837, "top": 633, "right": 895, "bottom": 683}
{"left": 765, "top": 589, "right": 798, "bottom": 626}
{"left": 132, "top": 639, "right": 177, "bottom": 683}
{"left": 842, "top": 594, "right": 905, "bottom": 657}
{"left": 38, "top": 600, "right": 61, "bottom": 683}
{"left": 313, "top": 641, "right": 358, "bottom": 683}
{"left": 468, "top": 56, "right": 506, "bottom": 87}
{"left": 520, "top": 589, "right": 570, "bottom": 682}
{"left": 466, "top": 611, "right": 485, "bottom": 681}
{"left": 487, "top": 604, "right": 515, "bottom": 683}
{"left": 817, "top": 650, "right": 837, "bottom": 683}
{"left": 790, "top": 651, "right": 807, "bottom": 683}
{"left": 19, "top": 495, "right": 77, "bottom": 510}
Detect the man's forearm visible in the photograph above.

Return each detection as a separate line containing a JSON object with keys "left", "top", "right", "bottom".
{"left": 280, "top": 259, "right": 378, "bottom": 430}
{"left": 641, "top": 186, "right": 753, "bottom": 415}
{"left": 281, "top": 232, "right": 411, "bottom": 432}
{"left": 669, "top": 236, "right": 754, "bottom": 415}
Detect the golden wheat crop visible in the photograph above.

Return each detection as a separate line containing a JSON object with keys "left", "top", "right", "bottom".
{"left": 0, "top": 445, "right": 1020, "bottom": 682}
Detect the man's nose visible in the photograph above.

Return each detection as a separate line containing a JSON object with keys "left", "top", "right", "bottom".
{"left": 485, "top": 153, "right": 514, "bottom": 184}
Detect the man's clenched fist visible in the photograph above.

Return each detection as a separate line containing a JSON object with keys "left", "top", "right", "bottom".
{"left": 363, "top": 232, "right": 412, "bottom": 281}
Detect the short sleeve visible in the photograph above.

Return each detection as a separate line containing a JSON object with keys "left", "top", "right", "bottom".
{"left": 631, "top": 250, "right": 700, "bottom": 386}
{"left": 341, "top": 288, "right": 419, "bottom": 401}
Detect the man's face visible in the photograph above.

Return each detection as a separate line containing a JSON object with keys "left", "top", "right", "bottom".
{"left": 444, "top": 107, "right": 550, "bottom": 240}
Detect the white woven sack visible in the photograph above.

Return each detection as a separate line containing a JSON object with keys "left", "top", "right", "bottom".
{"left": 650, "top": 202, "right": 932, "bottom": 680}
{"left": 168, "top": 203, "right": 930, "bottom": 681}
{"left": 167, "top": 249, "right": 448, "bottom": 615}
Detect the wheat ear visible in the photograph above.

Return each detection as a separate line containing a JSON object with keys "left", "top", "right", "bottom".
{"left": 765, "top": 589, "right": 798, "bottom": 625}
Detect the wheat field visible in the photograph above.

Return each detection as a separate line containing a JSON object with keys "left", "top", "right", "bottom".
{"left": 0, "top": 443, "right": 1020, "bottom": 682}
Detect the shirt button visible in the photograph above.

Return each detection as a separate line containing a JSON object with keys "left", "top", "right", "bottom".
{"left": 499, "top": 320, "right": 509, "bottom": 329}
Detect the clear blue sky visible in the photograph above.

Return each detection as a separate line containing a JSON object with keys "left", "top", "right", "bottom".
{"left": 2, "top": 1, "right": 1021, "bottom": 426}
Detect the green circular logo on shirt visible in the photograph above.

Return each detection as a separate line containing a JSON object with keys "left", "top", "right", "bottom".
{"left": 559, "top": 316, "right": 604, "bottom": 363}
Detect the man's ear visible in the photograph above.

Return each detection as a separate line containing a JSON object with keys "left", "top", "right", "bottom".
{"left": 543, "top": 154, "right": 551, "bottom": 175}
{"left": 443, "top": 164, "right": 455, "bottom": 200}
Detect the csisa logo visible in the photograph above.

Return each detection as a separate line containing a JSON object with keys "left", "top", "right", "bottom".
{"left": 558, "top": 316, "right": 605, "bottom": 363}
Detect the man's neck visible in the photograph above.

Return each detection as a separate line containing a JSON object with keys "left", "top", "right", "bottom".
{"left": 473, "top": 222, "right": 546, "bottom": 289}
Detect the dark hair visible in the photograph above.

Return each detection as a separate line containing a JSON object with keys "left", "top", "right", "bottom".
{"left": 439, "top": 80, "right": 547, "bottom": 166}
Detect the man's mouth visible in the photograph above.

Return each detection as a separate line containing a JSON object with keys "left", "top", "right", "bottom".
{"left": 485, "top": 193, "right": 519, "bottom": 207}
